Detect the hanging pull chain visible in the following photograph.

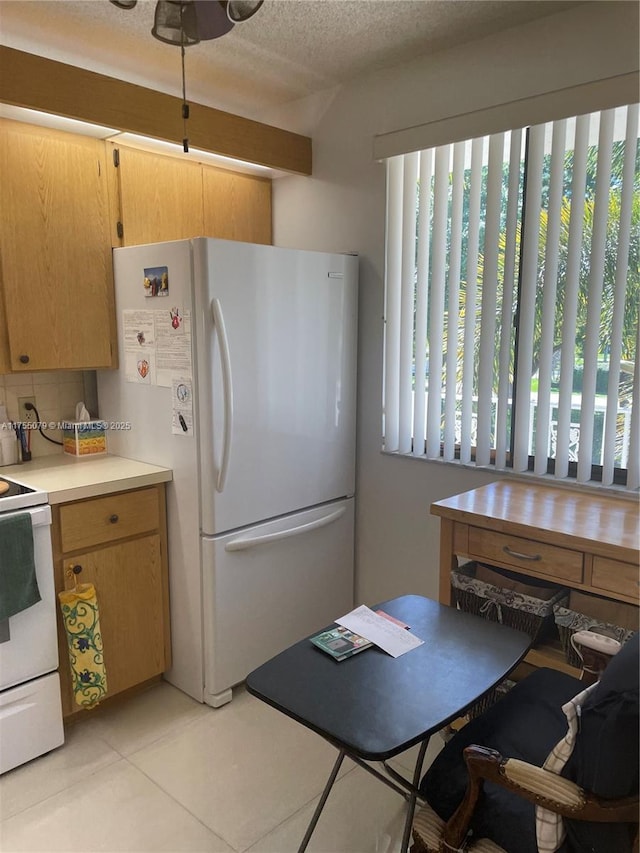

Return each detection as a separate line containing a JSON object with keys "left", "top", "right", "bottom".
{"left": 180, "top": 4, "right": 189, "bottom": 152}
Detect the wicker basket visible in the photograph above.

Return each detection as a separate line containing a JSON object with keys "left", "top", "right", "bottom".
{"left": 467, "top": 678, "right": 516, "bottom": 720}
{"left": 553, "top": 605, "right": 637, "bottom": 668}
{"left": 451, "top": 563, "right": 568, "bottom": 646}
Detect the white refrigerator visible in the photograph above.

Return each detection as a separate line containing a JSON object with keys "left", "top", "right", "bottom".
{"left": 98, "top": 238, "right": 358, "bottom": 707}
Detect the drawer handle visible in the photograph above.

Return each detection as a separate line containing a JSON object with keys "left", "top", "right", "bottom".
{"left": 502, "top": 546, "right": 541, "bottom": 562}
{"left": 109, "top": 514, "right": 119, "bottom": 524}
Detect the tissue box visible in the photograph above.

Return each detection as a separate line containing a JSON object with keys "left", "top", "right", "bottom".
{"left": 62, "top": 420, "right": 107, "bottom": 457}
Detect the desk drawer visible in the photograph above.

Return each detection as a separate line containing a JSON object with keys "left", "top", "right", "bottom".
{"left": 592, "top": 557, "right": 640, "bottom": 601}
{"left": 59, "top": 488, "right": 160, "bottom": 552}
{"left": 468, "top": 528, "right": 583, "bottom": 583}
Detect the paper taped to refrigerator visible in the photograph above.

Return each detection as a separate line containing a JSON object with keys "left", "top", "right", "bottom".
{"left": 172, "top": 377, "right": 194, "bottom": 435}
{"left": 122, "top": 308, "right": 192, "bottom": 387}
{"left": 156, "top": 309, "right": 192, "bottom": 387}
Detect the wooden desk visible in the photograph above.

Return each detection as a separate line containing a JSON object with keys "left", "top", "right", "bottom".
{"left": 431, "top": 480, "right": 639, "bottom": 676}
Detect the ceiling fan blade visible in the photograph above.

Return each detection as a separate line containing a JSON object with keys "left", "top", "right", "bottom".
{"left": 109, "top": 0, "right": 138, "bottom": 8}
{"left": 224, "top": 0, "right": 264, "bottom": 23}
{"left": 192, "top": 0, "right": 234, "bottom": 40}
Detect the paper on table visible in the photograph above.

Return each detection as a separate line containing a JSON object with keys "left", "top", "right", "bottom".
{"left": 336, "top": 605, "right": 424, "bottom": 658}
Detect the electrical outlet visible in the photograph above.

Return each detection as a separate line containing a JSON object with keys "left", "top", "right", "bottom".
{"left": 18, "top": 396, "right": 37, "bottom": 423}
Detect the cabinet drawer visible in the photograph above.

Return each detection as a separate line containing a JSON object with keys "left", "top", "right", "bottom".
{"left": 59, "top": 488, "right": 160, "bottom": 552}
{"left": 468, "top": 527, "right": 583, "bottom": 583}
{"left": 592, "top": 557, "right": 640, "bottom": 601}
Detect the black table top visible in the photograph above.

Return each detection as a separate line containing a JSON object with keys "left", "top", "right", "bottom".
{"left": 246, "top": 595, "right": 531, "bottom": 761}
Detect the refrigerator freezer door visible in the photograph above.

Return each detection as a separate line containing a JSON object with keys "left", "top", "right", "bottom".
{"left": 201, "top": 498, "right": 354, "bottom": 705}
{"left": 194, "top": 239, "right": 358, "bottom": 536}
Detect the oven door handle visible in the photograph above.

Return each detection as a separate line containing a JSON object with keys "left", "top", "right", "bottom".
{"left": 4, "top": 504, "right": 51, "bottom": 526}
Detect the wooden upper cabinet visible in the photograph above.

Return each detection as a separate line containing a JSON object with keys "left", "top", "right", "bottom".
{"left": 111, "top": 143, "right": 272, "bottom": 247}
{"left": 0, "top": 270, "right": 10, "bottom": 374}
{"left": 203, "top": 167, "right": 272, "bottom": 245}
{"left": 0, "top": 119, "right": 116, "bottom": 371}
{"left": 112, "top": 144, "right": 204, "bottom": 246}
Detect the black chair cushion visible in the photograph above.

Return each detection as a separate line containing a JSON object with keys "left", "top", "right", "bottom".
{"left": 562, "top": 633, "right": 639, "bottom": 853}
{"left": 420, "top": 668, "right": 582, "bottom": 853}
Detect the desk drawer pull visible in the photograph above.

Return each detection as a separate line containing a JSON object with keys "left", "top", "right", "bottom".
{"left": 503, "top": 546, "right": 541, "bottom": 562}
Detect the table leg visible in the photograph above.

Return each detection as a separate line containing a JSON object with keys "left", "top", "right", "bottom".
{"left": 297, "top": 737, "right": 429, "bottom": 853}
{"left": 400, "top": 737, "right": 430, "bottom": 853}
{"left": 297, "top": 749, "right": 345, "bottom": 853}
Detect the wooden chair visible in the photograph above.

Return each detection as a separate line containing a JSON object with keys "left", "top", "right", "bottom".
{"left": 411, "top": 634, "right": 639, "bottom": 853}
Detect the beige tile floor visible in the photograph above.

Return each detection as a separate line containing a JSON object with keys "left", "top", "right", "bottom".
{"left": 0, "top": 681, "right": 444, "bottom": 853}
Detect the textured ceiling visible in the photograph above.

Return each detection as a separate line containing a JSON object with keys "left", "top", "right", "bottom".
{"left": 0, "top": 0, "right": 584, "bottom": 120}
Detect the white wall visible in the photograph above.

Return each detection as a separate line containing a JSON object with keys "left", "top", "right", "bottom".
{"left": 265, "top": 1, "right": 640, "bottom": 606}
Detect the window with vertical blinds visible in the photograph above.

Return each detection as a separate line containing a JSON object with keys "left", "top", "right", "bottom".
{"left": 384, "top": 103, "right": 639, "bottom": 490}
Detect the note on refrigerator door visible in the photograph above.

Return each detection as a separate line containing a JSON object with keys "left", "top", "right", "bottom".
{"left": 336, "top": 605, "right": 424, "bottom": 658}
{"left": 155, "top": 309, "right": 192, "bottom": 388}
{"left": 123, "top": 310, "right": 156, "bottom": 384}
{"left": 172, "top": 377, "right": 194, "bottom": 435}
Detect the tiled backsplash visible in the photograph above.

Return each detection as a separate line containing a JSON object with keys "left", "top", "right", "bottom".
{"left": 0, "top": 371, "right": 99, "bottom": 459}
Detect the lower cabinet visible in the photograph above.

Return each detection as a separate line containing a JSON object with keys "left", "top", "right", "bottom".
{"left": 52, "top": 484, "right": 171, "bottom": 717}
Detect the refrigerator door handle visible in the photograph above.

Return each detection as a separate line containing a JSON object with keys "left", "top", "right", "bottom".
{"left": 211, "top": 298, "right": 234, "bottom": 493}
{"left": 224, "top": 507, "right": 347, "bottom": 552}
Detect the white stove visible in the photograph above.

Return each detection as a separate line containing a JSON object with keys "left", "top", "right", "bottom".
{"left": 0, "top": 474, "right": 48, "bottom": 513}
{"left": 0, "top": 473, "right": 64, "bottom": 774}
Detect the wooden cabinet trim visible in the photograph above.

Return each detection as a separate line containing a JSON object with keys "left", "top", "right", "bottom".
{"left": 0, "top": 46, "right": 312, "bottom": 175}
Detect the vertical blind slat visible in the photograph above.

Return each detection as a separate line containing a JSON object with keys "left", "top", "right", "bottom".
{"left": 476, "top": 133, "right": 504, "bottom": 465}
{"left": 534, "top": 119, "right": 567, "bottom": 474}
{"left": 460, "top": 136, "right": 484, "bottom": 463}
{"left": 513, "top": 124, "right": 545, "bottom": 471}
{"left": 426, "top": 145, "right": 450, "bottom": 458}
{"left": 413, "top": 148, "right": 433, "bottom": 456}
{"left": 496, "top": 129, "right": 523, "bottom": 468}
{"left": 383, "top": 156, "right": 403, "bottom": 451}
{"left": 577, "top": 109, "right": 615, "bottom": 483}
{"left": 555, "top": 114, "right": 590, "bottom": 479}
{"left": 627, "top": 321, "right": 640, "bottom": 490}
{"left": 398, "top": 152, "right": 419, "bottom": 453}
{"left": 443, "top": 141, "right": 465, "bottom": 460}
{"left": 602, "top": 105, "right": 638, "bottom": 483}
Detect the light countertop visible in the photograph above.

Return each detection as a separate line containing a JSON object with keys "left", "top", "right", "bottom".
{"left": 1, "top": 454, "right": 172, "bottom": 504}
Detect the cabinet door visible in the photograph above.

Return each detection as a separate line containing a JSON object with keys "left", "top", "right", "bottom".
{"left": 61, "top": 534, "right": 167, "bottom": 703}
{"left": 0, "top": 119, "right": 116, "bottom": 371}
{"left": 114, "top": 145, "right": 204, "bottom": 246}
{"left": 0, "top": 274, "right": 10, "bottom": 373}
{"left": 203, "top": 166, "right": 272, "bottom": 244}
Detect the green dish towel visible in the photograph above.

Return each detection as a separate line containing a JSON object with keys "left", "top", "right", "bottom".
{"left": 0, "top": 513, "right": 41, "bottom": 621}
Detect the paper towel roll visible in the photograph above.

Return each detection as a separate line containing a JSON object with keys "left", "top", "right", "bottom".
{"left": 0, "top": 428, "right": 18, "bottom": 466}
